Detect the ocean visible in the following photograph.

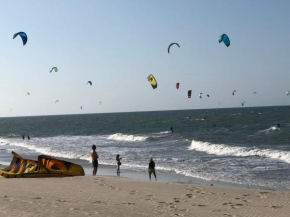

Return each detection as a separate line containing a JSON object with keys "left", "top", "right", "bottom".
{"left": 1, "top": 106, "right": 290, "bottom": 189}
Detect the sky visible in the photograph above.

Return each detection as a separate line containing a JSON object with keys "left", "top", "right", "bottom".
{"left": 0, "top": 0, "right": 289, "bottom": 117}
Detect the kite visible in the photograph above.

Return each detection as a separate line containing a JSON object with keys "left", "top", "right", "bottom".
{"left": 286, "top": 91, "right": 290, "bottom": 96}
{"left": 207, "top": 94, "right": 210, "bottom": 97}
{"left": 80, "top": 106, "right": 83, "bottom": 109}
{"left": 87, "top": 81, "right": 92, "bottom": 86}
{"left": 188, "top": 90, "right": 192, "bottom": 98}
{"left": 55, "top": 100, "right": 59, "bottom": 104}
{"left": 168, "top": 43, "right": 180, "bottom": 53}
{"left": 241, "top": 101, "right": 245, "bottom": 106}
{"left": 99, "top": 102, "right": 102, "bottom": 105}
{"left": 218, "top": 34, "right": 230, "bottom": 47}
{"left": 253, "top": 92, "right": 257, "bottom": 95}
{"left": 176, "top": 82, "right": 179, "bottom": 89}
{"left": 13, "top": 32, "right": 28, "bottom": 46}
{"left": 26, "top": 92, "right": 30, "bottom": 96}
{"left": 147, "top": 74, "right": 157, "bottom": 89}
{"left": 199, "top": 93, "right": 203, "bottom": 99}
{"left": 50, "top": 67, "right": 58, "bottom": 73}
{"left": 232, "top": 90, "right": 236, "bottom": 96}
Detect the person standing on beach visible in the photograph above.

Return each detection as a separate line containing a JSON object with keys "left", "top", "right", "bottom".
{"left": 116, "top": 154, "right": 122, "bottom": 176}
{"left": 91, "top": 145, "right": 99, "bottom": 176}
{"left": 148, "top": 158, "right": 157, "bottom": 181}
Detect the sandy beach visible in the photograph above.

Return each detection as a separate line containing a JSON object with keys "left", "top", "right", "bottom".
{"left": 0, "top": 165, "right": 290, "bottom": 217}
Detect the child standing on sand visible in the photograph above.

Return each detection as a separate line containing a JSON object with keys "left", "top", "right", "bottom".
{"left": 91, "top": 145, "right": 99, "bottom": 176}
{"left": 116, "top": 154, "right": 122, "bottom": 176}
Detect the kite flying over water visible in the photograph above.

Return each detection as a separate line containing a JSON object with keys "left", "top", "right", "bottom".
{"left": 241, "top": 101, "right": 245, "bottom": 106}
{"left": 26, "top": 92, "right": 30, "bottom": 96}
{"left": 207, "top": 94, "right": 210, "bottom": 97}
{"left": 176, "top": 83, "right": 179, "bottom": 89}
{"left": 232, "top": 90, "right": 236, "bottom": 96}
{"left": 218, "top": 34, "right": 230, "bottom": 47}
{"left": 199, "top": 93, "right": 203, "bottom": 99}
{"left": 55, "top": 100, "right": 59, "bottom": 104}
{"left": 147, "top": 74, "right": 157, "bottom": 89}
{"left": 87, "top": 81, "right": 92, "bottom": 86}
{"left": 13, "top": 32, "right": 28, "bottom": 46}
{"left": 253, "top": 92, "right": 257, "bottom": 95}
{"left": 168, "top": 43, "right": 180, "bottom": 53}
{"left": 287, "top": 91, "right": 290, "bottom": 96}
{"left": 188, "top": 90, "right": 192, "bottom": 98}
{"left": 50, "top": 67, "right": 58, "bottom": 73}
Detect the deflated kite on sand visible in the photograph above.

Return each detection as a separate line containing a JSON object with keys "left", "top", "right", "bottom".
{"left": 0, "top": 152, "right": 85, "bottom": 178}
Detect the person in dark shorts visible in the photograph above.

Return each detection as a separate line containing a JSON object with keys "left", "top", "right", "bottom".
{"left": 27, "top": 135, "right": 30, "bottom": 140}
{"left": 116, "top": 154, "right": 122, "bottom": 176}
{"left": 148, "top": 158, "right": 157, "bottom": 181}
{"left": 91, "top": 145, "right": 99, "bottom": 176}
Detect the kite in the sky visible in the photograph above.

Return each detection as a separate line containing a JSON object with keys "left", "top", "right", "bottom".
{"left": 147, "top": 74, "right": 157, "bottom": 89}
{"left": 218, "top": 34, "right": 230, "bottom": 47}
{"left": 188, "top": 90, "right": 192, "bottom": 98}
{"left": 80, "top": 106, "right": 83, "bottom": 109}
{"left": 50, "top": 67, "right": 58, "bottom": 73}
{"left": 199, "top": 93, "right": 203, "bottom": 99}
{"left": 168, "top": 43, "right": 180, "bottom": 53}
{"left": 99, "top": 101, "right": 102, "bottom": 105}
{"left": 87, "top": 81, "right": 92, "bottom": 86}
{"left": 286, "top": 91, "right": 290, "bottom": 96}
{"left": 55, "top": 100, "right": 59, "bottom": 104}
{"left": 232, "top": 90, "right": 236, "bottom": 96}
{"left": 241, "top": 101, "right": 245, "bottom": 106}
{"left": 13, "top": 32, "right": 28, "bottom": 46}
{"left": 176, "top": 82, "right": 179, "bottom": 89}
{"left": 207, "top": 94, "right": 210, "bottom": 97}
{"left": 253, "top": 92, "right": 257, "bottom": 95}
{"left": 10, "top": 108, "right": 13, "bottom": 112}
{"left": 26, "top": 92, "right": 30, "bottom": 96}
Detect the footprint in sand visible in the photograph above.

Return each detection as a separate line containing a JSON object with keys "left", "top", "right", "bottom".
{"left": 56, "top": 199, "right": 69, "bottom": 202}
{"left": 186, "top": 194, "right": 193, "bottom": 198}
{"left": 32, "top": 197, "right": 42, "bottom": 200}
{"left": 122, "top": 202, "right": 135, "bottom": 205}
{"left": 129, "top": 190, "right": 138, "bottom": 195}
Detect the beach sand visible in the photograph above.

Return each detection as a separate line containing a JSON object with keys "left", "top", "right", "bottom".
{"left": 0, "top": 167, "right": 290, "bottom": 217}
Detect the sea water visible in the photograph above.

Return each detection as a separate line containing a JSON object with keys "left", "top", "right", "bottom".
{"left": 1, "top": 106, "right": 290, "bottom": 189}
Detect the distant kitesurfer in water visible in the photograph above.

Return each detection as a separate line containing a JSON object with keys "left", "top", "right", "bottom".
{"left": 277, "top": 123, "right": 281, "bottom": 128}
{"left": 91, "top": 145, "right": 99, "bottom": 176}
{"left": 22, "top": 135, "right": 25, "bottom": 140}
{"left": 148, "top": 158, "right": 157, "bottom": 181}
{"left": 212, "top": 124, "right": 217, "bottom": 127}
{"left": 27, "top": 135, "right": 30, "bottom": 140}
{"left": 116, "top": 154, "right": 122, "bottom": 176}
{"left": 170, "top": 126, "right": 174, "bottom": 132}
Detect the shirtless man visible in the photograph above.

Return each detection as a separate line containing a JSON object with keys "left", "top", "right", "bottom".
{"left": 91, "top": 145, "right": 99, "bottom": 176}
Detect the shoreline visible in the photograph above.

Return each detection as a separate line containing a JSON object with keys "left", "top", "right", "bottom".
{"left": 0, "top": 150, "right": 287, "bottom": 191}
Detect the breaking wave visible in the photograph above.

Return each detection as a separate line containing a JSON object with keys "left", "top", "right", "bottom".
{"left": 188, "top": 140, "right": 290, "bottom": 163}
{"left": 107, "top": 133, "right": 148, "bottom": 142}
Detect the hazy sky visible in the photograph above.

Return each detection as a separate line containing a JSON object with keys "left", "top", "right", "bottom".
{"left": 0, "top": 0, "right": 289, "bottom": 117}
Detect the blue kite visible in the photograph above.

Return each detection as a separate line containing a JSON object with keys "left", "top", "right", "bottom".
{"left": 218, "top": 34, "right": 230, "bottom": 47}
{"left": 13, "top": 32, "right": 28, "bottom": 46}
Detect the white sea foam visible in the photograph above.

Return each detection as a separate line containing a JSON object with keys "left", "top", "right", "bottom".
{"left": 107, "top": 133, "right": 148, "bottom": 142}
{"left": 259, "top": 126, "right": 279, "bottom": 134}
{"left": 188, "top": 140, "right": 290, "bottom": 163}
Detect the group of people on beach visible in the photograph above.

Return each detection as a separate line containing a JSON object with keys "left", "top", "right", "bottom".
{"left": 90, "top": 145, "right": 157, "bottom": 181}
